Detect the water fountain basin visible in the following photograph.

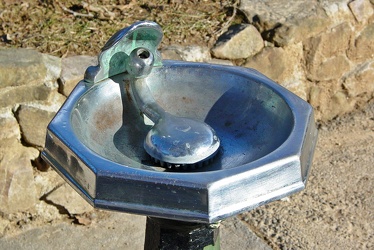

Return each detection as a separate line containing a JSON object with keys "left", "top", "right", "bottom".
{"left": 42, "top": 60, "right": 317, "bottom": 223}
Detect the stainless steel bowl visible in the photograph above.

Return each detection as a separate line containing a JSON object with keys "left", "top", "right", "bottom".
{"left": 42, "top": 21, "right": 318, "bottom": 223}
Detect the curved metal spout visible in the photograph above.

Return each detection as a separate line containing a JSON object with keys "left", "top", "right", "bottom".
{"left": 130, "top": 77, "right": 166, "bottom": 124}
{"left": 127, "top": 48, "right": 220, "bottom": 168}
{"left": 125, "top": 46, "right": 167, "bottom": 123}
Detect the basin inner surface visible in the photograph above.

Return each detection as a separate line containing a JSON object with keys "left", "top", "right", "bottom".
{"left": 71, "top": 63, "right": 294, "bottom": 172}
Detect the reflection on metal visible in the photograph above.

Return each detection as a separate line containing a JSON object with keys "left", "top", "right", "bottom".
{"left": 42, "top": 21, "right": 318, "bottom": 224}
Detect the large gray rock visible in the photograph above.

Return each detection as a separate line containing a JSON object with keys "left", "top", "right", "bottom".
{"left": 304, "top": 22, "right": 353, "bottom": 81}
{"left": 310, "top": 55, "right": 351, "bottom": 81}
{"left": 240, "top": 0, "right": 331, "bottom": 46}
{"left": 162, "top": 45, "right": 234, "bottom": 65}
{"left": 343, "top": 60, "right": 374, "bottom": 97}
{"left": 0, "top": 83, "right": 53, "bottom": 109}
{"left": 43, "top": 53, "right": 62, "bottom": 84}
{"left": 244, "top": 43, "right": 308, "bottom": 99}
{"left": 15, "top": 93, "right": 65, "bottom": 148}
{"left": 59, "top": 55, "right": 97, "bottom": 96}
{"left": 319, "top": 0, "right": 355, "bottom": 25}
{"left": 304, "top": 22, "right": 353, "bottom": 60}
{"left": 0, "top": 140, "right": 39, "bottom": 214}
{"left": 329, "top": 91, "right": 357, "bottom": 118}
{"left": 348, "top": 0, "right": 374, "bottom": 23}
{"left": 34, "top": 169, "right": 65, "bottom": 199}
{"left": 0, "top": 49, "right": 47, "bottom": 88}
{"left": 308, "top": 82, "right": 356, "bottom": 120}
{"left": 16, "top": 105, "right": 57, "bottom": 148}
{"left": 0, "top": 49, "right": 61, "bottom": 109}
{"left": 348, "top": 22, "right": 374, "bottom": 62}
{"left": 0, "top": 49, "right": 61, "bottom": 88}
{"left": 212, "top": 24, "right": 264, "bottom": 59}
{"left": 161, "top": 45, "right": 211, "bottom": 62}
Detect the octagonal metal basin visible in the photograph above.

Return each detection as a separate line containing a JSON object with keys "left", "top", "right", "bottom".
{"left": 42, "top": 61, "right": 317, "bottom": 223}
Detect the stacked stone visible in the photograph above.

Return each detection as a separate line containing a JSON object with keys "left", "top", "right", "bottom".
{"left": 0, "top": 49, "right": 60, "bottom": 216}
{"left": 212, "top": 0, "right": 374, "bottom": 120}
{"left": 0, "top": 50, "right": 95, "bottom": 234}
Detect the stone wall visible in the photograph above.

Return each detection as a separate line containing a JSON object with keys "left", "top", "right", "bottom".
{"left": 0, "top": 50, "right": 95, "bottom": 228}
{"left": 0, "top": 0, "right": 373, "bottom": 229}
{"left": 213, "top": 0, "right": 374, "bottom": 121}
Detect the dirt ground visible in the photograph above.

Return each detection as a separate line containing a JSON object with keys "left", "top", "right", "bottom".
{"left": 0, "top": 0, "right": 238, "bottom": 57}
{"left": 241, "top": 100, "right": 374, "bottom": 249}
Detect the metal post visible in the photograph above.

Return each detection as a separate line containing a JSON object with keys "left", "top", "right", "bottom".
{"left": 144, "top": 217, "right": 220, "bottom": 250}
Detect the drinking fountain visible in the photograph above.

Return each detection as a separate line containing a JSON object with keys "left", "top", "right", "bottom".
{"left": 42, "top": 21, "right": 318, "bottom": 249}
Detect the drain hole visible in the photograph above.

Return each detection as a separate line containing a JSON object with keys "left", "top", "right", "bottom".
{"left": 137, "top": 49, "right": 150, "bottom": 59}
